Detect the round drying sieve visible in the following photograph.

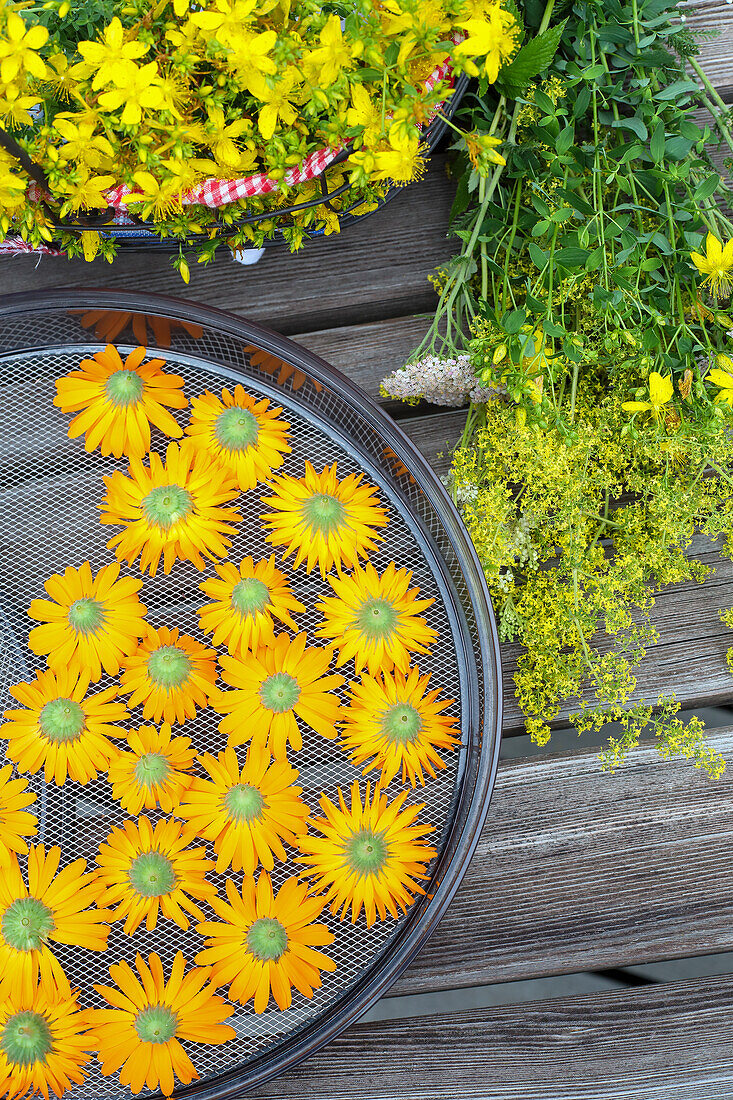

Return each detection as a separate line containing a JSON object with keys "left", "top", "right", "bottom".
{"left": 0, "top": 289, "right": 501, "bottom": 1098}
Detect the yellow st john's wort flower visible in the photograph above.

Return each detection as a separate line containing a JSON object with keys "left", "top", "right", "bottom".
{"left": 340, "top": 665, "right": 460, "bottom": 788}
{"left": 465, "top": 130, "right": 505, "bottom": 173}
{"left": 0, "top": 982, "right": 94, "bottom": 1100}
{"left": 195, "top": 871, "right": 336, "bottom": 1012}
{"left": 690, "top": 232, "right": 733, "bottom": 299}
{"left": 100, "top": 441, "right": 242, "bottom": 577}
{"left": 76, "top": 16, "right": 149, "bottom": 89}
{"left": 621, "top": 372, "right": 674, "bottom": 419}
{"left": 303, "top": 13, "right": 361, "bottom": 86}
{"left": 198, "top": 554, "right": 305, "bottom": 657}
{"left": 90, "top": 952, "right": 235, "bottom": 1099}
{"left": 261, "top": 460, "right": 388, "bottom": 577}
{"left": 455, "top": 6, "right": 520, "bottom": 83}
{"left": 708, "top": 354, "right": 733, "bottom": 404}
{"left": 54, "top": 343, "right": 187, "bottom": 459}
{"left": 0, "top": 765, "right": 37, "bottom": 869}
{"left": 0, "top": 13, "right": 48, "bottom": 84}
{"left": 297, "top": 780, "right": 437, "bottom": 927}
{"left": 119, "top": 625, "right": 219, "bottom": 725}
{"left": 1, "top": 668, "right": 128, "bottom": 786}
{"left": 216, "top": 632, "right": 344, "bottom": 759}
{"left": 0, "top": 847, "right": 111, "bottom": 1003}
{"left": 315, "top": 561, "right": 438, "bottom": 677}
{"left": 179, "top": 742, "right": 310, "bottom": 875}
{"left": 96, "top": 816, "right": 217, "bottom": 934}
{"left": 185, "top": 384, "right": 291, "bottom": 491}
{"left": 106, "top": 724, "right": 196, "bottom": 815}
{"left": 27, "top": 560, "right": 147, "bottom": 682}
{"left": 97, "top": 61, "right": 165, "bottom": 126}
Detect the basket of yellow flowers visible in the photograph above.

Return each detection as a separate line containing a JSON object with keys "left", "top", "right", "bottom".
{"left": 0, "top": 288, "right": 501, "bottom": 1098}
{"left": 0, "top": 0, "right": 518, "bottom": 275}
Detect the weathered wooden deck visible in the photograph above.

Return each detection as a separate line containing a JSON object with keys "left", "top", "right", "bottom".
{"left": 3, "top": 7, "right": 733, "bottom": 1093}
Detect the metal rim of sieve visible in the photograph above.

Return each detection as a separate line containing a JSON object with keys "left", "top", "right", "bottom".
{"left": 0, "top": 287, "right": 502, "bottom": 1098}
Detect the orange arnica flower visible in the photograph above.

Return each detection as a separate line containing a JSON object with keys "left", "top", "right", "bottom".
{"left": 297, "top": 780, "right": 437, "bottom": 927}
{"left": 90, "top": 952, "right": 235, "bottom": 1099}
{"left": 119, "top": 625, "right": 218, "bottom": 725}
{"left": 75, "top": 308, "right": 203, "bottom": 346}
{"left": 54, "top": 343, "right": 187, "bottom": 459}
{"left": 315, "top": 561, "right": 437, "bottom": 676}
{"left": 185, "top": 384, "right": 291, "bottom": 491}
{"left": 27, "top": 560, "right": 147, "bottom": 683}
{"left": 260, "top": 461, "right": 388, "bottom": 577}
{"left": 106, "top": 724, "right": 196, "bottom": 815}
{"left": 0, "top": 846, "right": 111, "bottom": 1002}
{"left": 196, "top": 872, "right": 336, "bottom": 1012}
{"left": 0, "top": 765, "right": 37, "bottom": 868}
{"left": 178, "top": 742, "right": 310, "bottom": 874}
{"left": 100, "top": 441, "right": 242, "bottom": 577}
{"left": 197, "top": 554, "right": 305, "bottom": 657}
{"left": 96, "top": 816, "right": 217, "bottom": 934}
{"left": 216, "top": 632, "right": 344, "bottom": 759}
{"left": 340, "top": 665, "right": 460, "bottom": 787}
{"left": 0, "top": 982, "right": 94, "bottom": 1100}
{"left": 1, "top": 667, "right": 128, "bottom": 786}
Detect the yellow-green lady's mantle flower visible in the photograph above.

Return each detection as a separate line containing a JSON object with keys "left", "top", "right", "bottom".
{"left": 622, "top": 372, "right": 674, "bottom": 418}
{"left": 708, "top": 354, "right": 733, "bottom": 404}
{"left": 690, "top": 233, "right": 733, "bottom": 300}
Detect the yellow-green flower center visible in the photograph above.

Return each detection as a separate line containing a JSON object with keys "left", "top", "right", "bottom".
{"left": 247, "top": 916, "right": 288, "bottom": 962}
{"left": 67, "top": 597, "right": 105, "bottom": 636}
{"left": 38, "top": 697, "right": 85, "bottom": 743}
{"left": 301, "top": 492, "right": 347, "bottom": 533}
{"left": 134, "top": 751, "right": 172, "bottom": 789}
{"left": 231, "top": 577, "right": 270, "bottom": 617}
{"left": 224, "top": 782, "right": 265, "bottom": 823}
{"left": 106, "top": 368, "right": 144, "bottom": 407}
{"left": 2, "top": 897, "right": 55, "bottom": 952}
{"left": 129, "top": 851, "right": 176, "bottom": 898}
{"left": 1, "top": 1011, "right": 53, "bottom": 1066}
{"left": 355, "top": 597, "right": 398, "bottom": 641}
{"left": 134, "top": 1005, "right": 178, "bottom": 1044}
{"left": 259, "top": 672, "right": 300, "bottom": 714}
{"left": 147, "top": 645, "right": 192, "bottom": 690}
{"left": 142, "top": 484, "right": 193, "bottom": 530}
{"left": 381, "top": 703, "right": 422, "bottom": 744}
{"left": 344, "top": 828, "right": 388, "bottom": 877}
{"left": 215, "top": 406, "right": 259, "bottom": 452}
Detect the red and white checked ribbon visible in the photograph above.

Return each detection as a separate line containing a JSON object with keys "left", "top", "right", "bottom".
{"left": 1, "top": 54, "right": 455, "bottom": 255}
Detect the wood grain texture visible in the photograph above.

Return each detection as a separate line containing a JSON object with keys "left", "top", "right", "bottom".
{"left": 683, "top": 1, "right": 733, "bottom": 93}
{"left": 257, "top": 974, "right": 733, "bottom": 1100}
{"left": 388, "top": 728, "right": 733, "bottom": 994}
{"left": 0, "top": 157, "right": 455, "bottom": 337}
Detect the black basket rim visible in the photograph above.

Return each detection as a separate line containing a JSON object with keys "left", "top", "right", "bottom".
{"left": 0, "top": 287, "right": 502, "bottom": 1098}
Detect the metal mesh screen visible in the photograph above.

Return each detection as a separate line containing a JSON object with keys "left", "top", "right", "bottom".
{"left": 0, "top": 302, "right": 496, "bottom": 1098}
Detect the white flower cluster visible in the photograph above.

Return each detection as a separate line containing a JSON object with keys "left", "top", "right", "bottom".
{"left": 382, "top": 355, "right": 505, "bottom": 407}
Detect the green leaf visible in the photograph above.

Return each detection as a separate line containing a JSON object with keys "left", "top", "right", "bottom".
{"left": 450, "top": 173, "right": 471, "bottom": 223}
{"left": 587, "top": 246, "right": 605, "bottom": 271}
{"left": 694, "top": 174, "right": 721, "bottom": 202}
{"left": 556, "top": 124, "right": 574, "bottom": 156}
{"left": 502, "top": 309, "right": 527, "bottom": 334}
{"left": 542, "top": 319, "right": 566, "bottom": 337}
{"left": 612, "top": 117, "right": 648, "bottom": 141}
{"left": 654, "top": 79, "right": 699, "bottom": 101}
{"left": 650, "top": 120, "right": 665, "bottom": 163}
{"left": 664, "top": 136, "right": 693, "bottom": 161}
{"left": 496, "top": 20, "right": 566, "bottom": 92}
{"left": 555, "top": 246, "right": 589, "bottom": 267}
{"left": 529, "top": 242, "right": 548, "bottom": 270}
{"left": 573, "top": 88, "right": 591, "bottom": 118}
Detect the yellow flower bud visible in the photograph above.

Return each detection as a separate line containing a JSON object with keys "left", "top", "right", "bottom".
{"left": 178, "top": 258, "right": 190, "bottom": 284}
{"left": 59, "top": 1, "right": 70, "bottom": 15}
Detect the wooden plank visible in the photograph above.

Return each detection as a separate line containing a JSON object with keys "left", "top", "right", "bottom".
{"left": 0, "top": 156, "right": 456, "bottom": 337}
{"left": 683, "top": 1, "right": 733, "bottom": 93}
{"left": 257, "top": 974, "right": 733, "bottom": 1100}
{"left": 388, "top": 729, "right": 733, "bottom": 995}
